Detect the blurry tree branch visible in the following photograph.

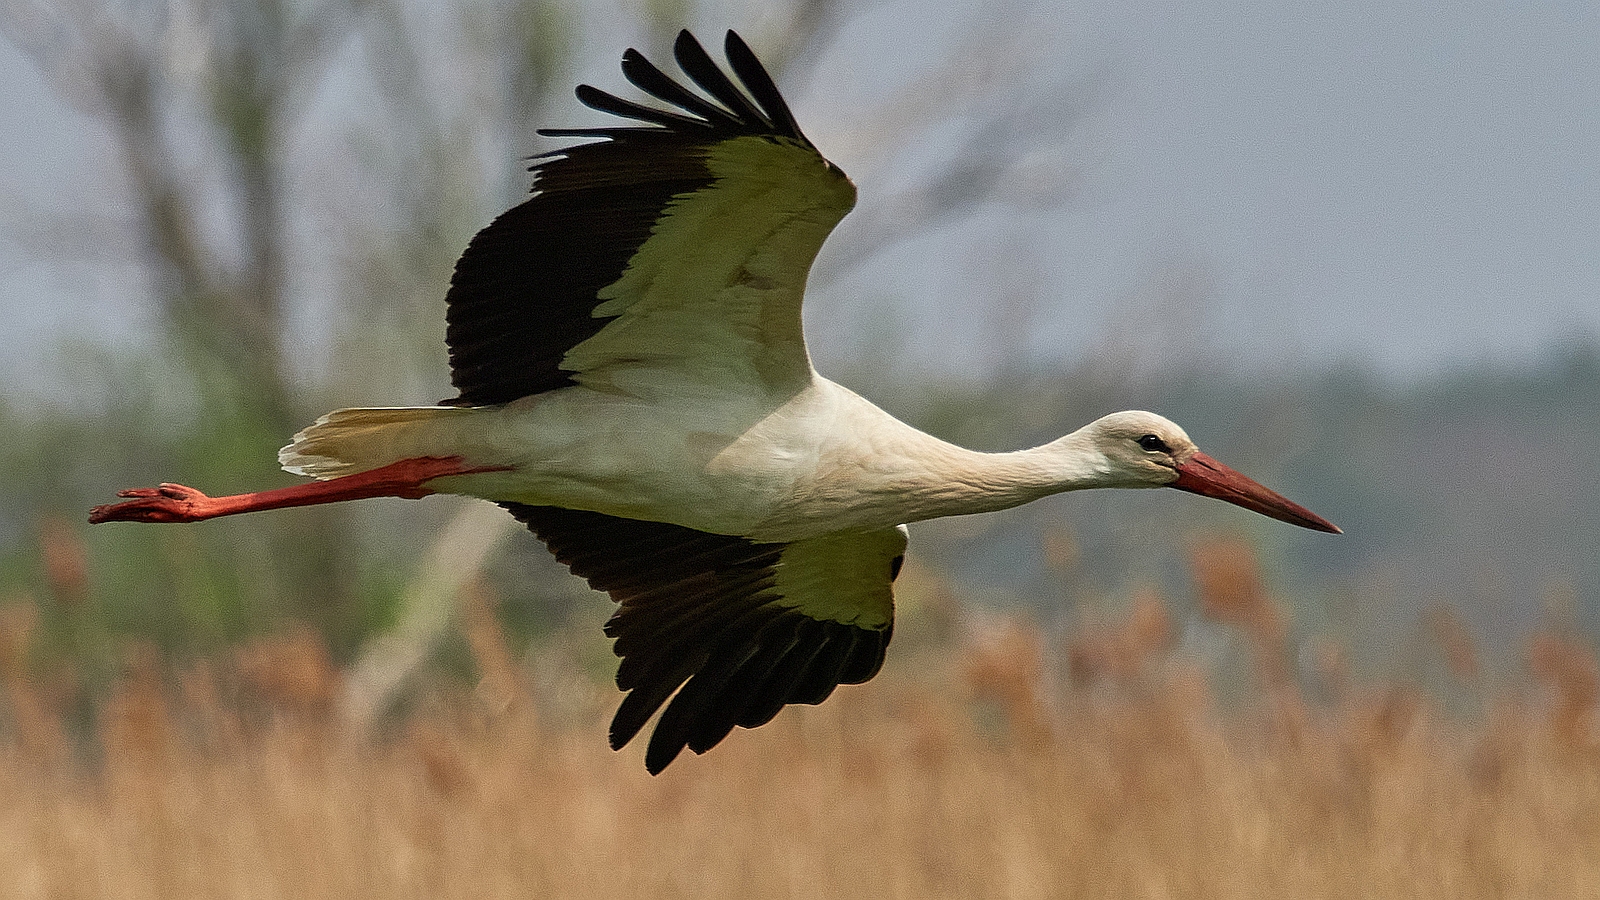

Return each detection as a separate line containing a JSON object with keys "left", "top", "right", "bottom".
{"left": 1, "top": 0, "right": 1096, "bottom": 661}
{"left": 809, "top": 16, "right": 1099, "bottom": 280}
{"left": 3, "top": 0, "right": 372, "bottom": 432}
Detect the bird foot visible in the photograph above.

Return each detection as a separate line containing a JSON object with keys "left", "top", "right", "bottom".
{"left": 90, "top": 484, "right": 216, "bottom": 524}
{"left": 88, "top": 457, "right": 514, "bottom": 525}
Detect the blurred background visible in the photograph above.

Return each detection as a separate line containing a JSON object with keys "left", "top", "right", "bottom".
{"left": 0, "top": 0, "right": 1597, "bottom": 895}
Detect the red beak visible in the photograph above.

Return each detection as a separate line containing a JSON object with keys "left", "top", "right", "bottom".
{"left": 1171, "top": 452, "right": 1341, "bottom": 534}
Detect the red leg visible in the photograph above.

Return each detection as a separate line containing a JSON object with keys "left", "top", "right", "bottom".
{"left": 89, "top": 456, "right": 511, "bottom": 524}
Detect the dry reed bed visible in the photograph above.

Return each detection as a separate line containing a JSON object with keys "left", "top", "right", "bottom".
{"left": 0, "top": 640, "right": 1596, "bottom": 900}
{"left": 1, "top": 539, "right": 1596, "bottom": 898}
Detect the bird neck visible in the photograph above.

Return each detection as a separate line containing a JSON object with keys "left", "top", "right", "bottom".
{"left": 887, "top": 428, "right": 1116, "bottom": 524}
{"left": 989, "top": 429, "right": 1120, "bottom": 498}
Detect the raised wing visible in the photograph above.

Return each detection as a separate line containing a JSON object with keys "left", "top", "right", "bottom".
{"left": 502, "top": 504, "right": 904, "bottom": 773}
{"left": 444, "top": 30, "right": 855, "bottom": 406}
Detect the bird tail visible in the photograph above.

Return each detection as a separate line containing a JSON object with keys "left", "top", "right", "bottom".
{"left": 278, "top": 407, "right": 481, "bottom": 480}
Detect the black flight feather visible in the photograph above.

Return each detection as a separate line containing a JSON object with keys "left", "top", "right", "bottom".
{"left": 619, "top": 48, "right": 744, "bottom": 130}
{"left": 671, "top": 31, "right": 773, "bottom": 131}
{"left": 442, "top": 29, "right": 818, "bottom": 407}
{"left": 501, "top": 504, "right": 892, "bottom": 773}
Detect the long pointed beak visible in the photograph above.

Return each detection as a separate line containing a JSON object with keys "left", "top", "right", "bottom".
{"left": 1171, "top": 452, "right": 1342, "bottom": 534}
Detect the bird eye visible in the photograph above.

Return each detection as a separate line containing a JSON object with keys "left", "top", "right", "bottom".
{"left": 1136, "top": 434, "right": 1171, "bottom": 453}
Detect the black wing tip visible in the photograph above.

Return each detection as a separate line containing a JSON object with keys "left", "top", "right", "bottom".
{"left": 721, "top": 30, "right": 806, "bottom": 139}
{"left": 615, "top": 617, "right": 894, "bottom": 774}
{"left": 674, "top": 28, "right": 704, "bottom": 52}
{"left": 508, "top": 513, "right": 898, "bottom": 778}
{"left": 644, "top": 736, "right": 683, "bottom": 774}
{"left": 545, "top": 28, "right": 807, "bottom": 146}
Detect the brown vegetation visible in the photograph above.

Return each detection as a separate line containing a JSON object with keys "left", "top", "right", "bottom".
{"left": 0, "top": 545, "right": 1597, "bottom": 899}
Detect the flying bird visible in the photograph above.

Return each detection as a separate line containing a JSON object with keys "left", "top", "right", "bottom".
{"left": 91, "top": 30, "right": 1339, "bottom": 773}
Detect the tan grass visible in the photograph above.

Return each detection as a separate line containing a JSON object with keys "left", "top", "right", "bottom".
{"left": 1, "top": 540, "right": 1597, "bottom": 898}
{"left": 0, "top": 635, "right": 1594, "bottom": 898}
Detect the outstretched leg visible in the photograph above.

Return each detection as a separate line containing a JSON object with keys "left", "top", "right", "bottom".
{"left": 89, "top": 456, "right": 510, "bottom": 524}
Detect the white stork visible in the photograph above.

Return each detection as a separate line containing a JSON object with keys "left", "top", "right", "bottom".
{"left": 91, "top": 30, "right": 1339, "bottom": 773}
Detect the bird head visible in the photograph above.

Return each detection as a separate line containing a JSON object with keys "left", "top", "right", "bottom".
{"left": 1080, "top": 410, "right": 1340, "bottom": 534}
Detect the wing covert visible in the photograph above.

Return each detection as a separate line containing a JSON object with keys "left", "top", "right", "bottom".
{"left": 444, "top": 30, "right": 853, "bottom": 406}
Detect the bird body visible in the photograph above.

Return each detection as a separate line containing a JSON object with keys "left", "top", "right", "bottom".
{"left": 92, "top": 30, "right": 1339, "bottom": 772}
{"left": 280, "top": 379, "right": 1166, "bottom": 543}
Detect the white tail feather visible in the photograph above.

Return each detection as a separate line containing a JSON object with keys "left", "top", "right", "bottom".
{"left": 279, "top": 407, "right": 478, "bottom": 480}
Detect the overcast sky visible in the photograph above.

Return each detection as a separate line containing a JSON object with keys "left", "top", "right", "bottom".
{"left": 1098, "top": 0, "right": 1600, "bottom": 377}
{"left": 807, "top": 0, "right": 1600, "bottom": 380}
{"left": 4, "top": 0, "right": 1598, "bottom": 396}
